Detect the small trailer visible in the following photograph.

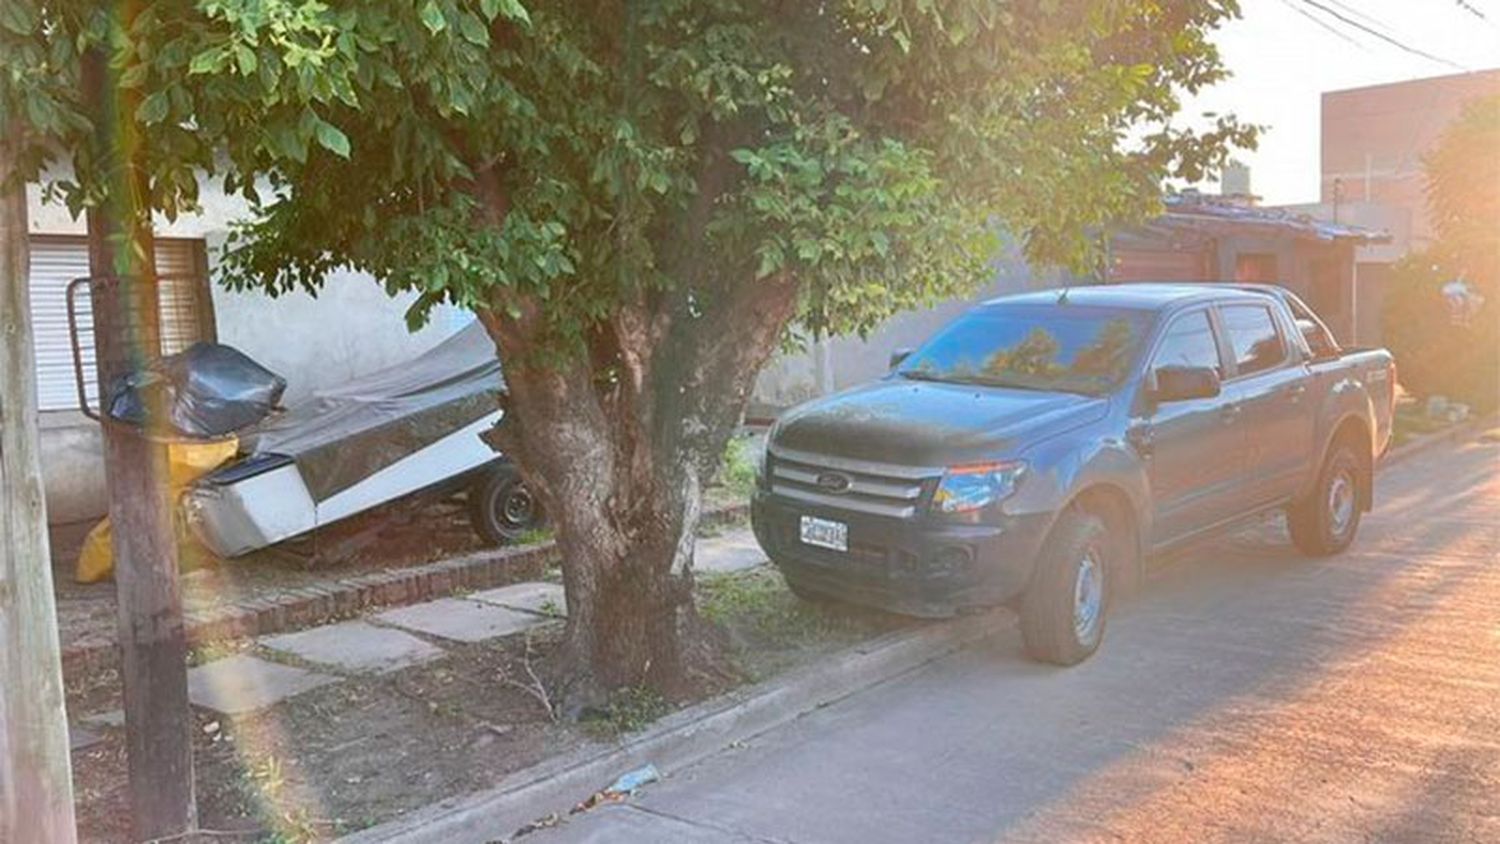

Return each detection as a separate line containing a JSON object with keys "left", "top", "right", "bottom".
{"left": 182, "top": 322, "right": 540, "bottom": 558}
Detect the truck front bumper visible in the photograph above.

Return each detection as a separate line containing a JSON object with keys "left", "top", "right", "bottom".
{"left": 751, "top": 490, "right": 1051, "bottom": 618}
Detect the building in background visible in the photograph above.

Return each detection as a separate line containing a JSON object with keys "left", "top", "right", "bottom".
{"left": 1317, "top": 70, "right": 1500, "bottom": 247}
{"left": 1107, "top": 192, "right": 1388, "bottom": 343}
{"left": 1278, "top": 70, "right": 1500, "bottom": 345}
{"left": 23, "top": 182, "right": 470, "bottom": 528}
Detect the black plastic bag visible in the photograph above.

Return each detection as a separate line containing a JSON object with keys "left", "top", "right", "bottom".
{"left": 106, "top": 343, "right": 287, "bottom": 439}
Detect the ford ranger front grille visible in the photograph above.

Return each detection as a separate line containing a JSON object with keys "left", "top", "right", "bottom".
{"left": 767, "top": 445, "right": 939, "bottom": 519}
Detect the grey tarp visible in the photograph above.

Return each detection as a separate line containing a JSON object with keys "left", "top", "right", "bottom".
{"left": 244, "top": 321, "right": 504, "bottom": 502}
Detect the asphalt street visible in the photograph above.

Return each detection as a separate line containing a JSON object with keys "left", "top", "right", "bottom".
{"left": 535, "top": 434, "right": 1499, "bottom": 843}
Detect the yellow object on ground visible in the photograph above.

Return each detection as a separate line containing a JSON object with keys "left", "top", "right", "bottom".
{"left": 75, "top": 437, "right": 240, "bottom": 583}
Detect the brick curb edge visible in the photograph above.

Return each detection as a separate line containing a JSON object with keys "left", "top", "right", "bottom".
{"left": 61, "top": 503, "right": 749, "bottom": 680}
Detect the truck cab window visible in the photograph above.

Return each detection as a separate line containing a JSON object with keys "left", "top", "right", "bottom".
{"left": 1285, "top": 293, "right": 1340, "bottom": 359}
{"left": 1151, "top": 310, "right": 1222, "bottom": 377}
{"left": 1221, "top": 304, "right": 1286, "bottom": 376}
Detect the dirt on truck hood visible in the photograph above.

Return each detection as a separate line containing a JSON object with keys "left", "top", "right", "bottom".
{"left": 770, "top": 378, "right": 1108, "bottom": 467}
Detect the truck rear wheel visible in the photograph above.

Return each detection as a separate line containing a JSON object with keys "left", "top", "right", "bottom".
{"left": 1287, "top": 444, "right": 1362, "bottom": 556}
{"left": 468, "top": 464, "right": 544, "bottom": 546}
{"left": 1020, "top": 509, "right": 1110, "bottom": 666}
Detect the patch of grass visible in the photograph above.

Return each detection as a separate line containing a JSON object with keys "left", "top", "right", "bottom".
{"left": 582, "top": 686, "right": 672, "bottom": 738}
{"left": 514, "top": 526, "right": 555, "bottom": 546}
{"left": 698, "top": 568, "right": 864, "bottom": 649}
{"left": 719, "top": 436, "right": 759, "bottom": 499}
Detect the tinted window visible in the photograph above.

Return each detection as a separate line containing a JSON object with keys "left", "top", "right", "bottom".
{"left": 1152, "top": 311, "right": 1222, "bottom": 375}
{"left": 1285, "top": 293, "right": 1339, "bottom": 358}
{"left": 898, "top": 306, "right": 1151, "bottom": 395}
{"left": 1221, "top": 305, "right": 1285, "bottom": 376}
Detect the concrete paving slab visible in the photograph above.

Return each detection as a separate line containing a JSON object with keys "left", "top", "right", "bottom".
{"left": 375, "top": 598, "right": 548, "bottom": 643}
{"left": 187, "top": 654, "right": 340, "bottom": 716}
{"left": 695, "top": 527, "right": 767, "bottom": 574}
{"left": 260, "top": 620, "right": 444, "bottom": 674}
{"left": 469, "top": 582, "right": 566, "bottom": 616}
{"left": 69, "top": 725, "right": 104, "bottom": 752}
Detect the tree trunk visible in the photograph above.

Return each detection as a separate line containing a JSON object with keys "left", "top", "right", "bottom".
{"left": 475, "top": 269, "right": 798, "bottom": 705}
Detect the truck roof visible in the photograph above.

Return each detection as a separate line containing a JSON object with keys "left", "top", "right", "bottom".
{"left": 982, "top": 282, "right": 1281, "bottom": 311}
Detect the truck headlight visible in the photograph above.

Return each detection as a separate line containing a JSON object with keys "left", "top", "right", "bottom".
{"left": 933, "top": 461, "right": 1027, "bottom": 514}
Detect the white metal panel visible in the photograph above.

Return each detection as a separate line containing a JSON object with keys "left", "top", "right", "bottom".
{"left": 27, "top": 236, "right": 204, "bottom": 411}
{"left": 185, "top": 411, "right": 503, "bottom": 556}
{"left": 183, "top": 463, "right": 318, "bottom": 557}
{"left": 315, "top": 412, "right": 503, "bottom": 526}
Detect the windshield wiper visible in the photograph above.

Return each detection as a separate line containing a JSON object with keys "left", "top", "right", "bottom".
{"left": 896, "top": 370, "right": 955, "bottom": 384}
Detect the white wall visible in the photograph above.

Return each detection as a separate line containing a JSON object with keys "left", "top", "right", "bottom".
{"left": 752, "top": 245, "right": 1068, "bottom": 413}
{"left": 27, "top": 179, "right": 468, "bottom": 526}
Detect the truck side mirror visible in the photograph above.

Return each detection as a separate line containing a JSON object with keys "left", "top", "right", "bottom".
{"left": 1151, "top": 365, "right": 1221, "bottom": 402}
{"left": 889, "top": 348, "right": 913, "bottom": 370}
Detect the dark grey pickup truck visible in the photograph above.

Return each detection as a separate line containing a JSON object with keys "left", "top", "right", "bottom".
{"left": 752, "top": 283, "right": 1394, "bottom": 665}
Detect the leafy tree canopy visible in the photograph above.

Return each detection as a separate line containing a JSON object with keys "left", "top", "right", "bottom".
{"left": 6, "top": 0, "right": 1254, "bottom": 346}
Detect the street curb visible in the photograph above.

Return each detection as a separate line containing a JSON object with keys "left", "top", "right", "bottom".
{"left": 339, "top": 609, "right": 1014, "bottom": 844}
{"left": 1380, "top": 413, "right": 1497, "bottom": 471}
{"left": 60, "top": 503, "right": 749, "bottom": 681}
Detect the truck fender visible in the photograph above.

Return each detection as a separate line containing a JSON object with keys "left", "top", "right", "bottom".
{"left": 1016, "top": 433, "right": 1151, "bottom": 594}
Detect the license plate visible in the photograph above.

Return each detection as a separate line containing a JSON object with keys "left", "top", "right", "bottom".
{"left": 799, "top": 515, "right": 848, "bottom": 552}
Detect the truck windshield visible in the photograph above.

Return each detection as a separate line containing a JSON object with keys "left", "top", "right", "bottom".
{"left": 897, "top": 305, "right": 1151, "bottom": 395}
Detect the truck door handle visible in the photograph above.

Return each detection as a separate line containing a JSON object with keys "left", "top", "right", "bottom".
{"left": 1219, "top": 403, "right": 1241, "bottom": 423}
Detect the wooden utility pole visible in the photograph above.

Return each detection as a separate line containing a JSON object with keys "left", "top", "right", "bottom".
{"left": 1, "top": 128, "right": 80, "bottom": 842}
{"left": 82, "top": 37, "right": 197, "bottom": 840}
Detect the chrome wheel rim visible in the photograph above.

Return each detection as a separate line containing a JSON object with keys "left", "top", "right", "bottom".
{"left": 1073, "top": 548, "right": 1104, "bottom": 642}
{"left": 1328, "top": 471, "right": 1355, "bottom": 537}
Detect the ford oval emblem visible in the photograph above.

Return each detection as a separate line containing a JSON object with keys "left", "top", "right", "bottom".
{"left": 815, "top": 471, "right": 852, "bottom": 493}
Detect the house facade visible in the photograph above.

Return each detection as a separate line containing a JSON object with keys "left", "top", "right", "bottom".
{"left": 1106, "top": 193, "right": 1387, "bottom": 343}
{"left": 1280, "top": 70, "right": 1500, "bottom": 347}
{"left": 23, "top": 182, "right": 469, "bottom": 527}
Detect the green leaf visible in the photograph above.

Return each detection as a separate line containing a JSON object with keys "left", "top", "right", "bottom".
{"left": 457, "top": 12, "right": 490, "bottom": 46}
{"left": 118, "top": 63, "right": 148, "bottom": 90}
{"left": 0, "top": 2, "right": 36, "bottom": 36}
{"left": 136, "top": 91, "right": 169, "bottom": 125}
{"left": 420, "top": 0, "right": 447, "bottom": 34}
{"left": 492, "top": 0, "right": 531, "bottom": 24}
{"left": 314, "top": 119, "right": 351, "bottom": 158}
{"left": 188, "top": 48, "right": 223, "bottom": 75}
{"left": 235, "top": 44, "right": 258, "bottom": 76}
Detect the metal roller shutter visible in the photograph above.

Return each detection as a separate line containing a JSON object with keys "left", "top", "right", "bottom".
{"left": 28, "top": 235, "right": 210, "bottom": 412}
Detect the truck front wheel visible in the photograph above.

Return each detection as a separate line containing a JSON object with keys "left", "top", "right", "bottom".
{"left": 1287, "top": 444, "right": 1363, "bottom": 556}
{"left": 1020, "top": 509, "right": 1110, "bottom": 666}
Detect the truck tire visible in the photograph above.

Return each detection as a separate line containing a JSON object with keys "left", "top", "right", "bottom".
{"left": 468, "top": 464, "right": 544, "bottom": 546}
{"left": 1287, "top": 443, "right": 1362, "bottom": 557}
{"left": 1020, "top": 509, "right": 1110, "bottom": 666}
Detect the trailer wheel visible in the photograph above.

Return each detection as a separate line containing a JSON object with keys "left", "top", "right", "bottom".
{"left": 469, "top": 465, "right": 544, "bottom": 546}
